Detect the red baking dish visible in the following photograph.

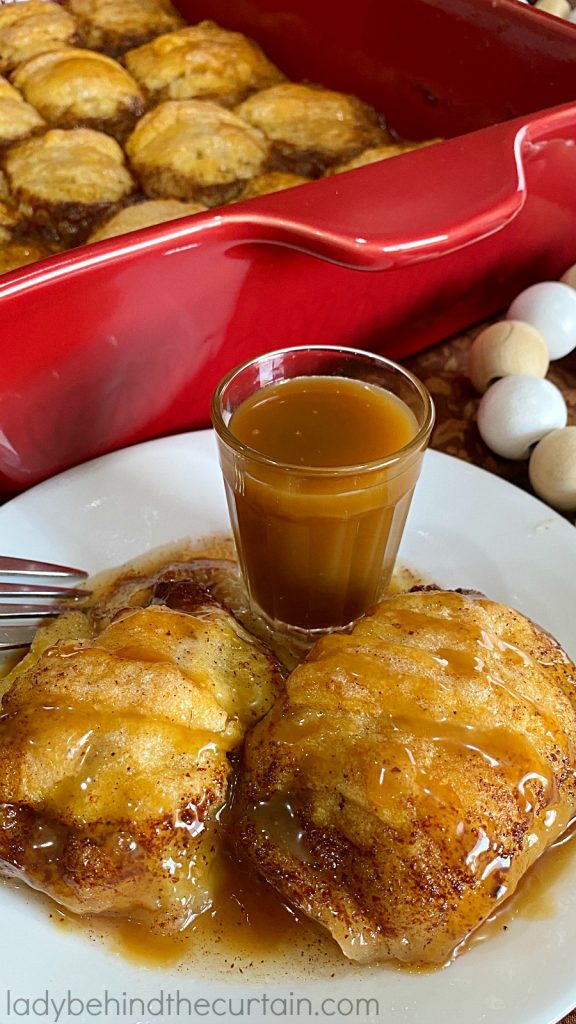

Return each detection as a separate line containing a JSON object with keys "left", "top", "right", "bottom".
{"left": 3, "top": 0, "right": 576, "bottom": 495}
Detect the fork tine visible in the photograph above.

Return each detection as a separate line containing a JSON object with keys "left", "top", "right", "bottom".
{"left": 0, "top": 582, "right": 91, "bottom": 598}
{"left": 0, "top": 604, "right": 82, "bottom": 620}
{"left": 0, "top": 557, "right": 89, "bottom": 651}
{"left": 0, "top": 626, "right": 37, "bottom": 651}
{"left": 0, "top": 556, "right": 88, "bottom": 579}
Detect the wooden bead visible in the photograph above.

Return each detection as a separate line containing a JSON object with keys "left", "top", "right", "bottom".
{"left": 529, "top": 427, "right": 576, "bottom": 511}
{"left": 534, "top": 0, "right": 571, "bottom": 16}
{"left": 468, "top": 320, "right": 549, "bottom": 393}
{"left": 507, "top": 282, "right": 576, "bottom": 360}
{"left": 560, "top": 262, "right": 576, "bottom": 289}
{"left": 477, "top": 374, "right": 567, "bottom": 460}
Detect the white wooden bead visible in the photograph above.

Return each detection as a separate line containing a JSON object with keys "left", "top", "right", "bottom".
{"left": 477, "top": 375, "right": 567, "bottom": 460}
{"left": 529, "top": 427, "right": 576, "bottom": 511}
{"left": 468, "top": 320, "right": 549, "bottom": 393}
{"left": 535, "top": 0, "right": 571, "bottom": 16}
{"left": 560, "top": 262, "right": 576, "bottom": 289}
{"left": 569, "top": 5, "right": 576, "bottom": 20}
{"left": 507, "top": 282, "right": 576, "bottom": 360}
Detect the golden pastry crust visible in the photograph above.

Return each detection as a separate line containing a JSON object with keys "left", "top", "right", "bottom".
{"left": 0, "top": 199, "right": 18, "bottom": 233}
{"left": 236, "top": 82, "right": 389, "bottom": 176}
{"left": 88, "top": 197, "right": 207, "bottom": 242}
{"left": 61, "top": 0, "right": 185, "bottom": 57}
{"left": 0, "top": 197, "right": 58, "bottom": 276}
{"left": 0, "top": 176, "right": 45, "bottom": 268}
{"left": 0, "top": 175, "right": 50, "bottom": 268}
{"left": 5, "top": 128, "right": 136, "bottom": 244}
{"left": 0, "top": 75, "right": 45, "bottom": 148}
{"left": 12, "top": 48, "right": 145, "bottom": 141}
{"left": 124, "top": 21, "right": 285, "bottom": 107}
{"left": 0, "top": 1, "right": 78, "bottom": 75}
{"left": 125, "top": 99, "right": 270, "bottom": 205}
{"left": 0, "top": 167, "right": 10, "bottom": 201}
{"left": 0, "top": 575, "right": 283, "bottom": 931}
{"left": 328, "top": 139, "right": 442, "bottom": 174}
{"left": 235, "top": 170, "right": 311, "bottom": 201}
{"left": 234, "top": 589, "right": 576, "bottom": 966}
{"left": 0, "top": 237, "right": 53, "bottom": 276}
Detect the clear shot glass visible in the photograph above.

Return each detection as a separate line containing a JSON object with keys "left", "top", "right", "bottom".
{"left": 211, "top": 346, "right": 434, "bottom": 634}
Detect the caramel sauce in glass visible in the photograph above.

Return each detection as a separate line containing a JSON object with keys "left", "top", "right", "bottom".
{"left": 221, "top": 375, "right": 422, "bottom": 631}
{"left": 229, "top": 376, "right": 416, "bottom": 466}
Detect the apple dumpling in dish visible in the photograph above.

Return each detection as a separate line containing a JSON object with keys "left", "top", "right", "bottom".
{"left": 0, "top": 1, "right": 78, "bottom": 76}
{"left": 233, "top": 588, "right": 576, "bottom": 965}
{"left": 4, "top": 127, "right": 137, "bottom": 245}
{"left": 328, "top": 138, "right": 441, "bottom": 174}
{"left": 125, "top": 99, "right": 270, "bottom": 205}
{"left": 87, "top": 197, "right": 207, "bottom": 242}
{"left": 235, "top": 82, "right": 390, "bottom": 177}
{"left": 124, "top": 21, "right": 285, "bottom": 107}
{"left": 234, "top": 170, "right": 311, "bottom": 201}
{"left": 0, "top": 164, "right": 54, "bottom": 272}
{"left": 61, "top": 0, "right": 185, "bottom": 57}
{"left": 12, "top": 48, "right": 146, "bottom": 141}
{"left": 0, "top": 76, "right": 45, "bottom": 150}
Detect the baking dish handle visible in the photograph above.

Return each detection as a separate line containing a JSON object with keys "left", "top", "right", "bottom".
{"left": 222, "top": 108, "right": 576, "bottom": 271}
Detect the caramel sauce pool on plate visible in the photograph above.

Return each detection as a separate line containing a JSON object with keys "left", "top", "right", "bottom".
{"left": 46, "top": 812, "right": 576, "bottom": 980}
{"left": 5, "top": 537, "right": 576, "bottom": 979}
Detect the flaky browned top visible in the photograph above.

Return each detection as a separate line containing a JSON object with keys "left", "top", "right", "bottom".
{"left": 13, "top": 47, "right": 145, "bottom": 125}
{"left": 5, "top": 127, "right": 135, "bottom": 206}
{"left": 61, "top": 0, "right": 184, "bottom": 55}
{"left": 88, "top": 197, "right": 206, "bottom": 242}
{"left": 236, "top": 170, "right": 311, "bottom": 201}
{"left": 0, "top": 74, "right": 45, "bottom": 146}
{"left": 1, "top": 594, "right": 283, "bottom": 821}
{"left": 0, "top": 1, "right": 78, "bottom": 75}
{"left": 328, "top": 138, "right": 441, "bottom": 174}
{"left": 125, "top": 99, "right": 269, "bottom": 187}
{"left": 234, "top": 590, "right": 576, "bottom": 965}
{"left": 124, "top": 20, "right": 285, "bottom": 106}
{"left": 0, "top": 579, "right": 284, "bottom": 931}
{"left": 235, "top": 82, "right": 389, "bottom": 169}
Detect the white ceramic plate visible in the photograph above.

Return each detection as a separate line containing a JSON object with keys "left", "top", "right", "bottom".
{"left": 1, "top": 431, "right": 576, "bottom": 1024}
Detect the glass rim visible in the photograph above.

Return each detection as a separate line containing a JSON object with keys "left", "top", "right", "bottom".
{"left": 210, "top": 344, "right": 435, "bottom": 475}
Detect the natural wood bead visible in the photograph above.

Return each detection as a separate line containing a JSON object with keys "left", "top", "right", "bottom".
{"left": 535, "top": 0, "right": 571, "bottom": 17}
{"left": 468, "top": 320, "right": 549, "bottom": 394}
{"left": 529, "top": 427, "right": 576, "bottom": 511}
{"left": 560, "top": 262, "right": 576, "bottom": 290}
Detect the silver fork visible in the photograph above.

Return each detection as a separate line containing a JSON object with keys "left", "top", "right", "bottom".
{"left": 0, "top": 556, "right": 90, "bottom": 651}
